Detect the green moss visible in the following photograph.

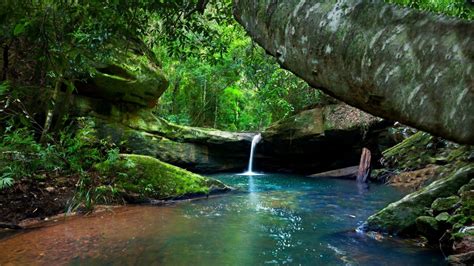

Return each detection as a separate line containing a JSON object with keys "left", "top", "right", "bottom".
{"left": 96, "top": 154, "right": 228, "bottom": 200}
{"left": 382, "top": 132, "right": 436, "bottom": 170}
{"left": 435, "top": 212, "right": 450, "bottom": 223}
{"left": 416, "top": 216, "right": 439, "bottom": 238}
{"left": 448, "top": 214, "right": 469, "bottom": 225}
{"left": 77, "top": 39, "right": 169, "bottom": 108}
{"left": 366, "top": 166, "right": 474, "bottom": 234}
{"left": 459, "top": 190, "right": 474, "bottom": 217}
{"left": 431, "top": 196, "right": 460, "bottom": 213}
{"left": 459, "top": 179, "right": 474, "bottom": 194}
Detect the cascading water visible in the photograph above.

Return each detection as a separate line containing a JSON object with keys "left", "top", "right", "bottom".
{"left": 240, "top": 133, "right": 262, "bottom": 176}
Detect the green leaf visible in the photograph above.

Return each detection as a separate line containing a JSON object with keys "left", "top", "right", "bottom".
{"left": 0, "top": 82, "right": 8, "bottom": 96}
{"left": 13, "top": 23, "right": 25, "bottom": 36}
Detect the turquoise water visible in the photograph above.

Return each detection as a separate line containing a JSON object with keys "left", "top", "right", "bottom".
{"left": 0, "top": 173, "right": 445, "bottom": 265}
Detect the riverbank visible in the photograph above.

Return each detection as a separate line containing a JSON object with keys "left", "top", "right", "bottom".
{"left": 0, "top": 173, "right": 80, "bottom": 225}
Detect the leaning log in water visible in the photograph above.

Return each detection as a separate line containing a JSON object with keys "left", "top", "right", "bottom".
{"left": 357, "top": 148, "right": 371, "bottom": 183}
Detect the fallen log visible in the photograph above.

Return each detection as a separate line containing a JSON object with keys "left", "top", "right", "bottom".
{"left": 308, "top": 166, "right": 358, "bottom": 179}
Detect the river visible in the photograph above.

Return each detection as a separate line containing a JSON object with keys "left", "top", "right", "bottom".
{"left": 0, "top": 173, "right": 445, "bottom": 265}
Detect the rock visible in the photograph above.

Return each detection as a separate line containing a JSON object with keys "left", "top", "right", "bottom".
{"left": 447, "top": 251, "right": 474, "bottom": 266}
{"left": 458, "top": 179, "right": 474, "bottom": 194}
{"left": 452, "top": 233, "right": 474, "bottom": 257}
{"left": 387, "top": 165, "right": 439, "bottom": 189}
{"left": 260, "top": 104, "right": 393, "bottom": 174}
{"left": 435, "top": 212, "right": 450, "bottom": 223}
{"left": 95, "top": 154, "right": 231, "bottom": 201}
{"left": 416, "top": 216, "right": 440, "bottom": 241}
{"left": 432, "top": 196, "right": 460, "bottom": 213}
{"left": 382, "top": 132, "right": 437, "bottom": 170}
{"left": 73, "top": 97, "right": 254, "bottom": 173}
{"left": 233, "top": 0, "right": 474, "bottom": 144}
{"left": 76, "top": 40, "right": 168, "bottom": 107}
{"left": 45, "top": 187, "right": 55, "bottom": 193}
{"left": 365, "top": 166, "right": 474, "bottom": 235}
{"left": 459, "top": 190, "right": 474, "bottom": 217}
{"left": 448, "top": 214, "right": 468, "bottom": 226}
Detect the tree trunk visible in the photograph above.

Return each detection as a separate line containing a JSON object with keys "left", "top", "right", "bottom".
{"left": 357, "top": 148, "right": 371, "bottom": 183}
{"left": 1, "top": 44, "right": 9, "bottom": 81}
{"left": 233, "top": 0, "right": 474, "bottom": 144}
{"left": 40, "top": 79, "right": 61, "bottom": 143}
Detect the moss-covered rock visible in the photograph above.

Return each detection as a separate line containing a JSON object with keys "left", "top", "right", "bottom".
{"left": 381, "top": 132, "right": 437, "bottom": 170}
{"left": 459, "top": 179, "right": 474, "bottom": 194}
{"left": 459, "top": 190, "right": 474, "bottom": 218}
{"left": 416, "top": 216, "right": 440, "bottom": 241}
{"left": 435, "top": 212, "right": 450, "bottom": 223}
{"left": 448, "top": 214, "right": 469, "bottom": 226}
{"left": 76, "top": 40, "right": 168, "bottom": 107}
{"left": 365, "top": 166, "right": 474, "bottom": 235}
{"left": 96, "top": 154, "right": 231, "bottom": 201}
{"left": 432, "top": 196, "right": 460, "bottom": 213}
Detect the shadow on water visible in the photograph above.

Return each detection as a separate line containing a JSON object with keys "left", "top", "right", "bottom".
{"left": 0, "top": 173, "right": 446, "bottom": 265}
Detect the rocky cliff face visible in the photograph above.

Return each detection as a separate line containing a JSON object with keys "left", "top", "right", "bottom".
{"left": 257, "top": 104, "right": 394, "bottom": 174}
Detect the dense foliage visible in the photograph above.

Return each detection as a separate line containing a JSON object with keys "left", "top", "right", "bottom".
{"left": 387, "top": 0, "right": 474, "bottom": 19}
{"left": 0, "top": 0, "right": 472, "bottom": 191}
{"left": 154, "top": 24, "right": 321, "bottom": 131}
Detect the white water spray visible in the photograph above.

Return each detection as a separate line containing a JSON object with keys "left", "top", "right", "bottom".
{"left": 241, "top": 133, "right": 262, "bottom": 175}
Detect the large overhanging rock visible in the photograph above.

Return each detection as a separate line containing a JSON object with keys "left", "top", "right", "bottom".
{"left": 76, "top": 39, "right": 169, "bottom": 108}
{"left": 233, "top": 0, "right": 474, "bottom": 144}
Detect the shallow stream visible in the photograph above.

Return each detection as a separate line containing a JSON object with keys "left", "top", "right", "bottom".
{"left": 0, "top": 173, "right": 445, "bottom": 265}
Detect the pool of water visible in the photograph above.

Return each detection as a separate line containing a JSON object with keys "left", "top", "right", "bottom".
{"left": 0, "top": 173, "right": 445, "bottom": 265}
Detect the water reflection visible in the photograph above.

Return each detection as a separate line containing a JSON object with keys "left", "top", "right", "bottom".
{"left": 0, "top": 173, "right": 445, "bottom": 265}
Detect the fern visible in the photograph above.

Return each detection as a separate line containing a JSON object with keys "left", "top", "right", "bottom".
{"left": 0, "top": 169, "right": 15, "bottom": 189}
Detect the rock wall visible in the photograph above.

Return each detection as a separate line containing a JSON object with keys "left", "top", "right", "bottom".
{"left": 257, "top": 104, "right": 395, "bottom": 174}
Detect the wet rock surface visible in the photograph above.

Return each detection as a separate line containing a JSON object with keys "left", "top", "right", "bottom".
{"left": 259, "top": 104, "right": 393, "bottom": 174}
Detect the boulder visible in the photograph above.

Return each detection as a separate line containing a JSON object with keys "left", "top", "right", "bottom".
{"left": 459, "top": 179, "right": 474, "bottom": 194}
{"left": 459, "top": 190, "right": 474, "bottom": 217}
{"left": 259, "top": 104, "right": 393, "bottom": 174}
{"left": 448, "top": 214, "right": 469, "bottom": 226}
{"left": 75, "top": 40, "right": 168, "bottom": 107}
{"left": 365, "top": 166, "right": 474, "bottom": 235}
{"left": 95, "top": 154, "right": 231, "bottom": 201}
{"left": 432, "top": 196, "right": 460, "bottom": 213}
{"left": 435, "top": 212, "right": 451, "bottom": 223}
{"left": 415, "top": 216, "right": 440, "bottom": 241}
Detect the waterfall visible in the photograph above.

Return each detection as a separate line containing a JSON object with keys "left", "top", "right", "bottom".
{"left": 241, "top": 133, "right": 262, "bottom": 175}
